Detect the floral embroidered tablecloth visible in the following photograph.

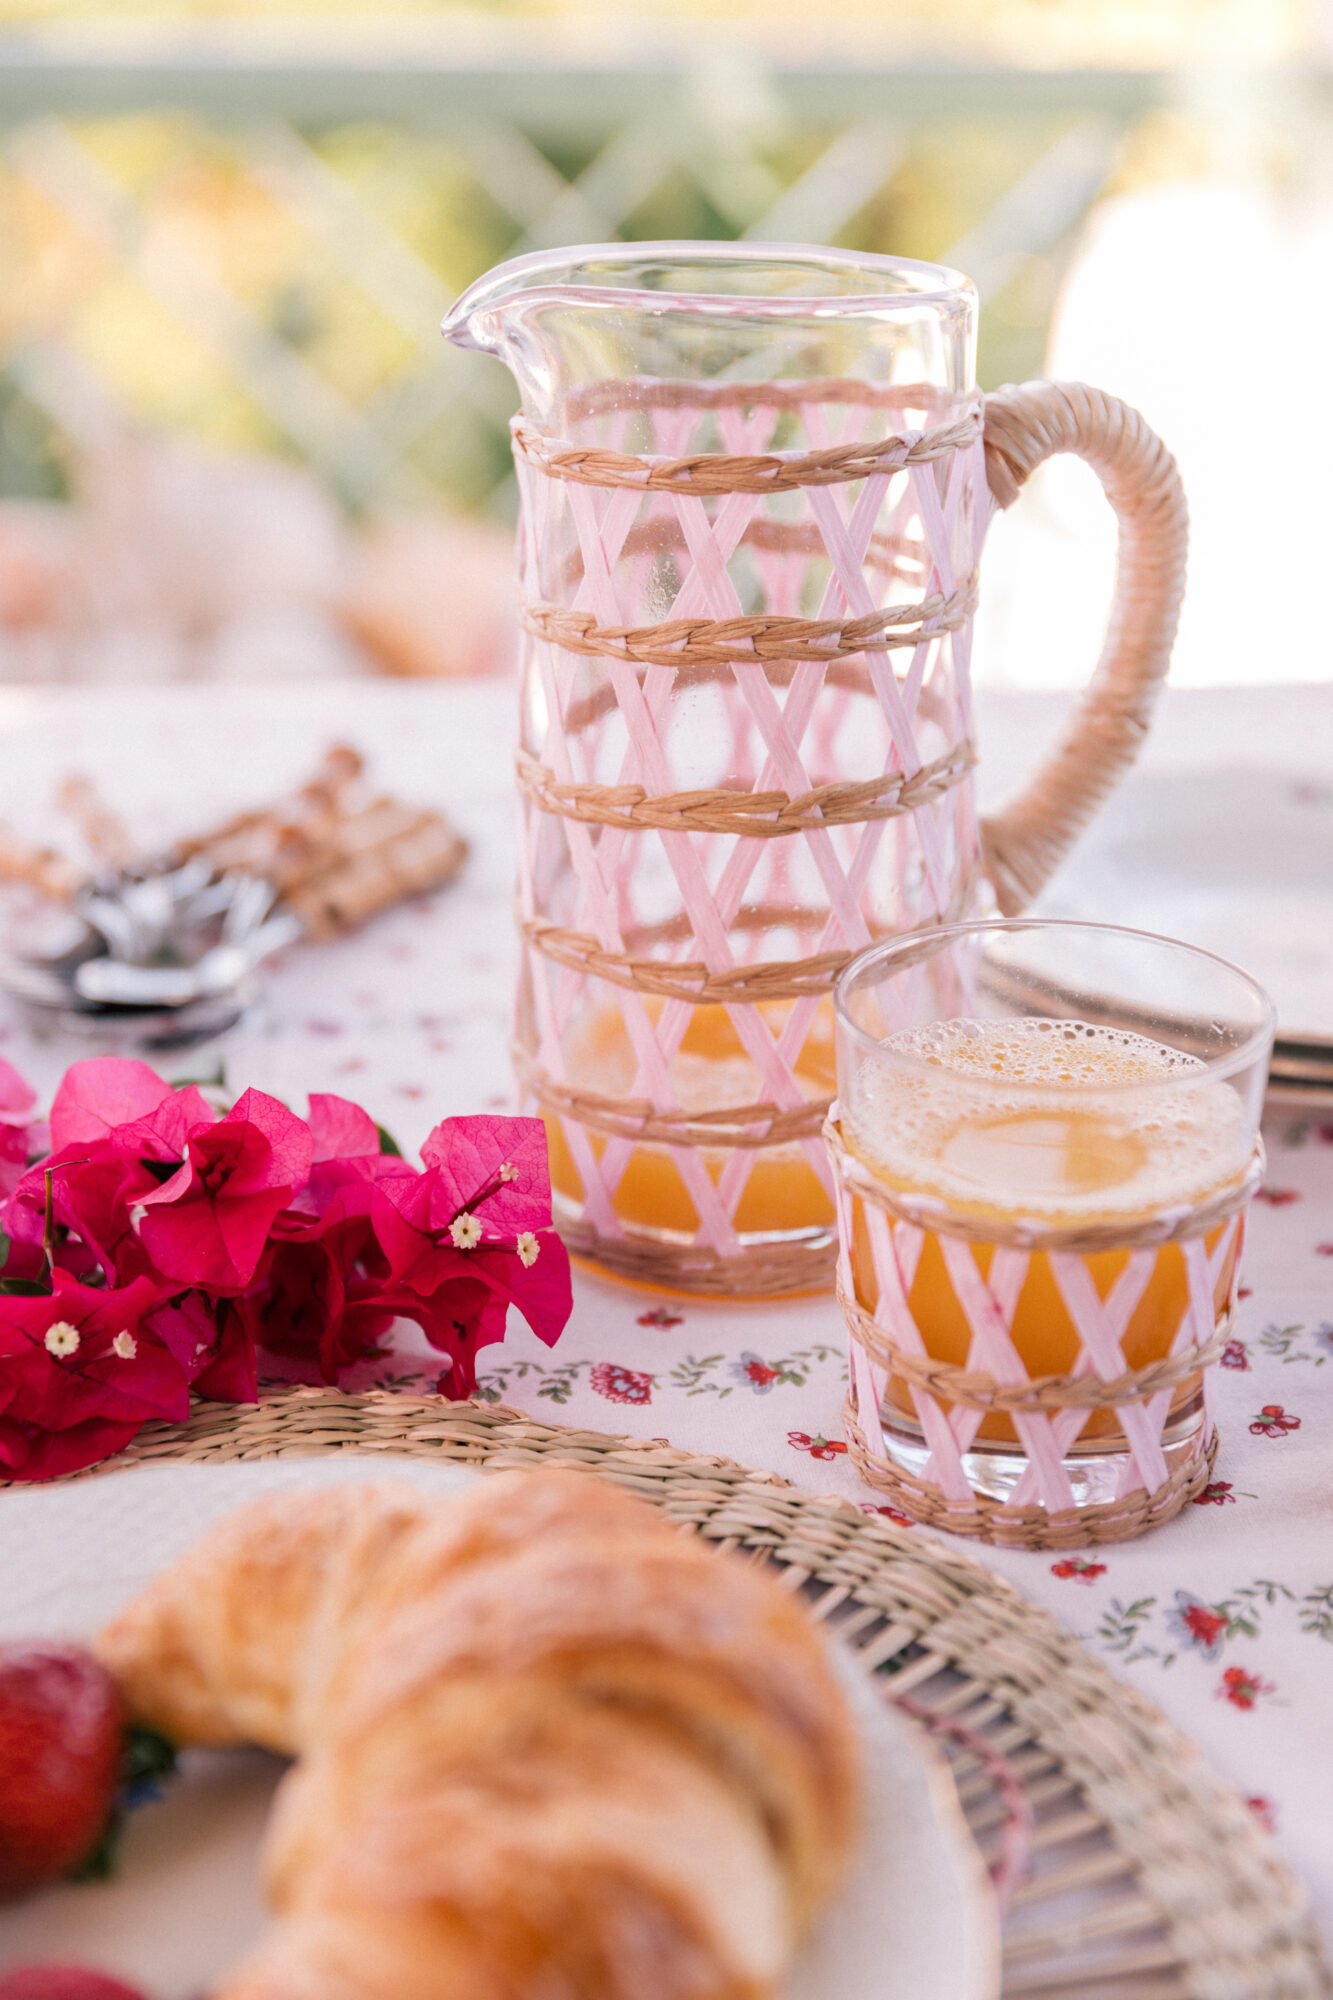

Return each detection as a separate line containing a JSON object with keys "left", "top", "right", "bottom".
{"left": 0, "top": 677, "right": 1329, "bottom": 1952}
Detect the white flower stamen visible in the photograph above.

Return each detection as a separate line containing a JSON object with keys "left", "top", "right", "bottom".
{"left": 497, "top": 1162, "right": 518, "bottom": 1183}
{"left": 44, "top": 1319, "right": 81, "bottom": 1358}
{"left": 112, "top": 1331, "right": 137, "bottom": 1360}
{"left": 516, "top": 1232, "right": 540, "bottom": 1268}
{"left": 129, "top": 1204, "right": 147, "bottom": 1229}
{"left": 449, "top": 1213, "right": 484, "bottom": 1250}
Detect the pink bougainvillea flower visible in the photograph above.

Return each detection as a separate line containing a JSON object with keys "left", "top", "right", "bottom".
{"left": 417, "top": 1114, "right": 554, "bottom": 1239}
{"left": 136, "top": 1089, "right": 313, "bottom": 1293}
{"left": 370, "top": 1112, "right": 572, "bottom": 1378}
{"left": 47, "top": 1055, "right": 218, "bottom": 1163}
{"left": 0, "top": 1272, "right": 187, "bottom": 1482}
{"left": 0, "top": 1054, "right": 35, "bottom": 1124}
{"left": 376, "top": 1246, "right": 571, "bottom": 1399}
{"left": 240, "top": 1186, "right": 394, "bottom": 1385}
{"left": 6, "top": 1140, "right": 166, "bottom": 1289}
{"left": 0, "top": 1056, "right": 40, "bottom": 1202}
{"left": 145, "top": 1288, "right": 256, "bottom": 1404}
{"left": 0, "top": 1123, "right": 31, "bottom": 1205}
{"left": 48, "top": 1058, "right": 177, "bottom": 1150}
{"left": 295, "top": 1093, "right": 411, "bottom": 1214}
{"left": 308, "top": 1092, "right": 381, "bottom": 1163}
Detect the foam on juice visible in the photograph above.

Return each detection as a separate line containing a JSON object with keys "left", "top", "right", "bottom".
{"left": 848, "top": 1017, "right": 1249, "bottom": 1224}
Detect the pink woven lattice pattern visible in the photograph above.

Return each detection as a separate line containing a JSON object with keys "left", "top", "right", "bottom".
{"left": 840, "top": 1199, "right": 1240, "bottom": 1513}
{"left": 512, "top": 381, "right": 988, "bottom": 1287}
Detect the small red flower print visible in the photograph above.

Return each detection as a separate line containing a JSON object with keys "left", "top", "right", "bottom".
{"left": 1256, "top": 1186, "right": 1300, "bottom": 1206}
{"left": 1246, "top": 1796, "right": 1278, "bottom": 1835}
{"left": 1237, "top": 1284, "right": 1253, "bottom": 1300}
{"left": 1050, "top": 1558, "right": 1107, "bottom": 1585}
{"left": 1316, "top": 1243, "right": 1333, "bottom": 1258}
{"left": 1219, "top": 1665, "right": 1275, "bottom": 1711}
{"left": 729, "top": 1351, "right": 792, "bottom": 1393}
{"left": 861, "top": 1503, "right": 914, "bottom": 1527}
{"left": 788, "top": 1430, "right": 847, "bottom": 1461}
{"left": 1220, "top": 1339, "right": 1250, "bottom": 1371}
{"left": 1317, "top": 1122, "right": 1333, "bottom": 1145}
{"left": 1249, "top": 1404, "right": 1301, "bottom": 1437}
{"left": 1167, "top": 1594, "right": 1230, "bottom": 1657}
{"left": 1194, "top": 1481, "right": 1237, "bottom": 1506}
{"left": 590, "top": 1361, "right": 653, "bottom": 1406}
{"left": 636, "top": 1306, "right": 683, "bottom": 1329}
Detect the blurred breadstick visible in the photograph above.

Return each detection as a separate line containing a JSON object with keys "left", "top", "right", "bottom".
{"left": 0, "top": 824, "right": 86, "bottom": 902}
{"left": 283, "top": 811, "right": 467, "bottom": 938}
{"left": 176, "top": 744, "right": 365, "bottom": 881}
{"left": 56, "top": 773, "right": 135, "bottom": 870}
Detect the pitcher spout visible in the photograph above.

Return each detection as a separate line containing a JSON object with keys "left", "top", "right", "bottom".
{"left": 441, "top": 241, "right": 976, "bottom": 428}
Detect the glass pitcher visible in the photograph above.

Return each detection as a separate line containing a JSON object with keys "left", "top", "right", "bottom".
{"left": 442, "top": 242, "right": 1187, "bottom": 1298}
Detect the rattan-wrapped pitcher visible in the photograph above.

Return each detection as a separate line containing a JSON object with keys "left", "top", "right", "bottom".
{"left": 443, "top": 243, "right": 1187, "bottom": 1298}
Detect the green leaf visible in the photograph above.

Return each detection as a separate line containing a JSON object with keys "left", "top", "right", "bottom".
{"left": 71, "top": 1726, "right": 181, "bottom": 1882}
{"left": 376, "top": 1124, "right": 403, "bottom": 1158}
{"left": 0, "top": 1229, "right": 9, "bottom": 1270}
{"left": 173, "top": 1063, "right": 226, "bottom": 1092}
{"left": 0, "top": 1277, "right": 51, "bottom": 1296}
{"left": 123, "top": 1725, "right": 177, "bottom": 1801}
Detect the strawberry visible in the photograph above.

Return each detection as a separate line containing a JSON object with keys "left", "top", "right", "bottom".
{"left": 0, "top": 1970, "right": 145, "bottom": 2000}
{"left": 0, "top": 1643, "right": 125, "bottom": 1897}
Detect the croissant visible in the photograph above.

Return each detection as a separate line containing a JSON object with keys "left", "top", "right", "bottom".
{"left": 96, "top": 1468, "right": 860, "bottom": 2000}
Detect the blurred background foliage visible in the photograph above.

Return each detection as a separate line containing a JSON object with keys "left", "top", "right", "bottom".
{"left": 0, "top": 0, "right": 1323, "bottom": 519}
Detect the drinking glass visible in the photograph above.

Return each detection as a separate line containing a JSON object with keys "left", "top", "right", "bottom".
{"left": 829, "top": 919, "right": 1275, "bottom": 1544}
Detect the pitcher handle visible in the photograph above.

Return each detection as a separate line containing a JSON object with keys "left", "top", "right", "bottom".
{"left": 978, "top": 381, "right": 1188, "bottom": 914}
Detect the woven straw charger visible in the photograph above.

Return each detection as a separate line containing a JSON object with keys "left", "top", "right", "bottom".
{"left": 10, "top": 1387, "right": 1326, "bottom": 2000}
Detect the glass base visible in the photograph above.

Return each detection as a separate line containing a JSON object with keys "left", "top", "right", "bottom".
{"left": 876, "top": 1383, "right": 1207, "bottom": 1508}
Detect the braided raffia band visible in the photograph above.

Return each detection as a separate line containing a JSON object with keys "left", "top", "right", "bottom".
{"left": 839, "top": 1281, "right": 1231, "bottom": 1414}
{"left": 516, "top": 740, "right": 975, "bottom": 840}
{"left": 511, "top": 406, "right": 982, "bottom": 496}
{"left": 825, "top": 1116, "right": 1264, "bottom": 1255}
{"left": 519, "top": 574, "right": 978, "bottom": 669}
{"left": 521, "top": 873, "right": 979, "bottom": 1011}
{"left": 843, "top": 1394, "right": 1219, "bottom": 1551}
{"left": 516, "top": 1045, "right": 827, "bottom": 1149}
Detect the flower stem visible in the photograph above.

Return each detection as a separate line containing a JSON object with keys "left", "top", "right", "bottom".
{"left": 42, "top": 1166, "right": 55, "bottom": 1276}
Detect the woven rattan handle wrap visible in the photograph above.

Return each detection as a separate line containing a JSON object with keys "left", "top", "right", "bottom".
{"left": 978, "top": 381, "right": 1188, "bottom": 914}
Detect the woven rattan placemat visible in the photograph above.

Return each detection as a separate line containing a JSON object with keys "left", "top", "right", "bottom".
{"left": 102, "top": 1388, "right": 1328, "bottom": 2000}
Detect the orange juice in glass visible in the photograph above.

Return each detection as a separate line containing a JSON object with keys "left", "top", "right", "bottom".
{"left": 831, "top": 921, "right": 1274, "bottom": 1522}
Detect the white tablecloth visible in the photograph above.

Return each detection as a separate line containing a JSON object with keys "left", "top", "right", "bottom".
{"left": 0, "top": 676, "right": 1330, "bottom": 1952}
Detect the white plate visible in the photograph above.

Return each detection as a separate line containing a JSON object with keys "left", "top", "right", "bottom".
{"left": 1038, "top": 763, "right": 1333, "bottom": 1044}
{"left": 0, "top": 1461, "right": 999, "bottom": 2000}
